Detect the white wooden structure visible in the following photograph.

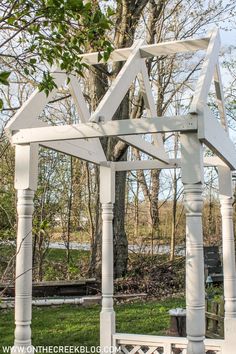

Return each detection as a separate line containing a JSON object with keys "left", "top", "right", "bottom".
{"left": 5, "top": 28, "right": 236, "bottom": 354}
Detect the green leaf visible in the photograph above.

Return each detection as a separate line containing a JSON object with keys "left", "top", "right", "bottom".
{"left": 24, "top": 67, "right": 29, "bottom": 75}
{"left": 107, "top": 6, "right": 115, "bottom": 17}
{"left": 30, "top": 58, "right": 37, "bottom": 64}
{"left": 97, "top": 51, "right": 103, "bottom": 62}
{"left": 0, "top": 98, "right": 3, "bottom": 110}
{"left": 7, "top": 17, "right": 16, "bottom": 25}
{"left": 0, "top": 71, "right": 10, "bottom": 86}
{"left": 38, "top": 71, "right": 57, "bottom": 96}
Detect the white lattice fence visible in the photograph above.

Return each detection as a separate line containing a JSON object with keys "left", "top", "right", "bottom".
{"left": 117, "top": 344, "right": 184, "bottom": 354}
{"left": 113, "top": 334, "right": 224, "bottom": 354}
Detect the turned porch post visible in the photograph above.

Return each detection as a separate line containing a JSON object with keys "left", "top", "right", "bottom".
{"left": 100, "top": 163, "right": 116, "bottom": 352}
{"left": 218, "top": 165, "right": 236, "bottom": 353}
{"left": 181, "top": 133, "right": 205, "bottom": 354}
{"left": 12, "top": 144, "right": 38, "bottom": 354}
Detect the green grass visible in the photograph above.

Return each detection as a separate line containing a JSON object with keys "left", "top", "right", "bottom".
{"left": 45, "top": 248, "right": 89, "bottom": 263}
{"left": 42, "top": 248, "right": 90, "bottom": 280}
{"left": 0, "top": 298, "right": 185, "bottom": 353}
{"left": 0, "top": 245, "right": 90, "bottom": 282}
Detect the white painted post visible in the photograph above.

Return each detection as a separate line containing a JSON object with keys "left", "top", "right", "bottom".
{"left": 12, "top": 144, "right": 38, "bottom": 354}
{"left": 181, "top": 133, "right": 205, "bottom": 354}
{"left": 218, "top": 165, "right": 236, "bottom": 354}
{"left": 100, "top": 163, "right": 116, "bottom": 353}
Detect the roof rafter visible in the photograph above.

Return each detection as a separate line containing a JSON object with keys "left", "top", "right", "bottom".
{"left": 214, "top": 61, "right": 228, "bottom": 132}
{"left": 190, "top": 28, "right": 220, "bottom": 113}
{"left": 89, "top": 40, "right": 144, "bottom": 123}
{"left": 5, "top": 71, "right": 67, "bottom": 131}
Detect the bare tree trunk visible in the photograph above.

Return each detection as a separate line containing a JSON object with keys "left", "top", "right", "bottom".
{"left": 88, "top": 165, "right": 102, "bottom": 276}
{"left": 87, "top": 65, "right": 108, "bottom": 277}
{"left": 134, "top": 175, "right": 140, "bottom": 239}
{"left": 88, "top": 0, "right": 150, "bottom": 278}
{"left": 150, "top": 169, "right": 161, "bottom": 253}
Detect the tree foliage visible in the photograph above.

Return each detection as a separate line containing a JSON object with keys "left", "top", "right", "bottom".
{"left": 0, "top": 0, "right": 113, "bottom": 107}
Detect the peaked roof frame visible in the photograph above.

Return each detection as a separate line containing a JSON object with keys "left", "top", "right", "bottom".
{"left": 5, "top": 28, "right": 236, "bottom": 170}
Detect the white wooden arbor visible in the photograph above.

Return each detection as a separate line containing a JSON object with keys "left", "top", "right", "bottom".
{"left": 5, "top": 28, "right": 236, "bottom": 354}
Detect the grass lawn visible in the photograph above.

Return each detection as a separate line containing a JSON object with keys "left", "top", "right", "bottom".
{"left": 0, "top": 298, "right": 185, "bottom": 353}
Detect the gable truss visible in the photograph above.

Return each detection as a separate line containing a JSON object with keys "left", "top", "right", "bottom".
{"left": 5, "top": 28, "right": 236, "bottom": 170}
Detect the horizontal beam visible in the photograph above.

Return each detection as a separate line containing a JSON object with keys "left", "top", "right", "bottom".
{"left": 198, "top": 106, "right": 236, "bottom": 170}
{"left": 140, "top": 37, "right": 209, "bottom": 58}
{"left": 114, "top": 156, "right": 223, "bottom": 171}
{"left": 79, "top": 37, "right": 209, "bottom": 65}
{"left": 113, "top": 333, "right": 224, "bottom": 349}
{"left": 79, "top": 47, "right": 133, "bottom": 65}
{"left": 12, "top": 115, "right": 197, "bottom": 145}
{"left": 8, "top": 117, "right": 105, "bottom": 163}
{"left": 114, "top": 159, "right": 177, "bottom": 171}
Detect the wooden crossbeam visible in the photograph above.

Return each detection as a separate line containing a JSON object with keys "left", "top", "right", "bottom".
{"left": 12, "top": 116, "right": 106, "bottom": 162}
{"left": 140, "top": 38, "right": 209, "bottom": 58}
{"left": 114, "top": 156, "right": 223, "bottom": 171}
{"left": 79, "top": 47, "right": 132, "bottom": 65}
{"left": 114, "top": 159, "right": 177, "bottom": 171}
{"left": 12, "top": 115, "right": 197, "bottom": 145}
{"left": 78, "top": 37, "right": 209, "bottom": 65}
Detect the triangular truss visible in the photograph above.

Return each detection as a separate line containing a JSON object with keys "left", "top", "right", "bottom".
{"left": 5, "top": 28, "right": 236, "bottom": 170}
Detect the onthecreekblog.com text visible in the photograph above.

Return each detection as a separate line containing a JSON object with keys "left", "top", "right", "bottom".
{"left": 2, "top": 346, "right": 122, "bottom": 354}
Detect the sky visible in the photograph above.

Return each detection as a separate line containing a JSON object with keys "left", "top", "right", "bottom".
{"left": 221, "top": 28, "right": 236, "bottom": 48}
